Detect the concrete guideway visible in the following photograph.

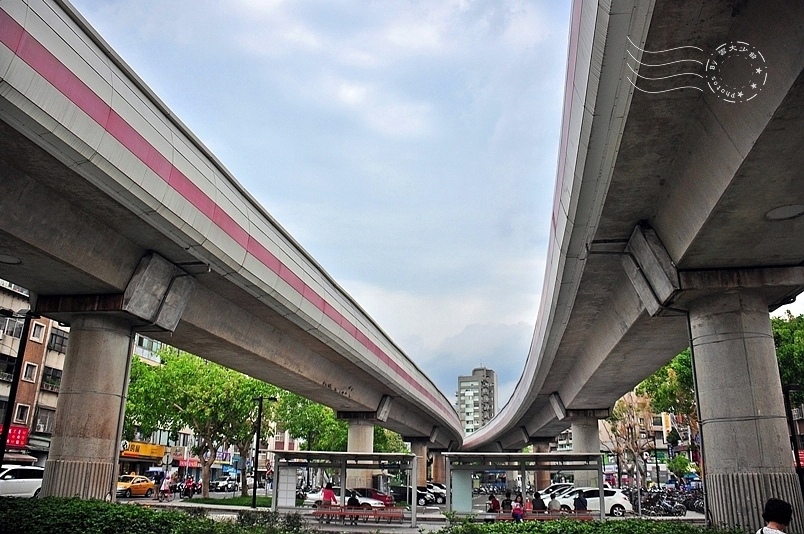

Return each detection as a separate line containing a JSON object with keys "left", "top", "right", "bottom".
{"left": 462, "top": 0, "right": 804, "bottom": 531}
{"left": 0, "top": 0, "right": 803, "bottom": 531}
{"left": 0, "top": 0, "right": 460, "bottom": 499}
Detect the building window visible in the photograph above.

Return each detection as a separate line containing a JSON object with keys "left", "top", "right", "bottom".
{"left": 14, "top": 403, "right": 30, "bottom": 424}
{"left": 48, "top": 328, "right": 69, "bottom": 353}
{"left": 22, "top": 362, "right": 37, "bottom": 382}
{"left": 41, "top": 366, "right": 62, "bottom": 392}
{"left": 29, "top": 321, "right": 46, "bottom": 343}
{"left": 0, "top": 354, "right": 16, "bottom": 381}
{"left": 35, "top": 407, "right": 56, "bottom": 434}
{"left": 0, "top": 400, "right": 6, "bottom": 422}
{"left": 1, "top": 317, "right": 23, "bottom": 339}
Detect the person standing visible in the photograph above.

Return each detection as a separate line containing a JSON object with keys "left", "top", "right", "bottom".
{"left": 573, "top": 490, "right": 588, "bottom": 513}
{"left": 757, "top": 498, "right": 793, "bottom": 534}
{"left": 322, "top": 482, "right": 338, "bottom": 506}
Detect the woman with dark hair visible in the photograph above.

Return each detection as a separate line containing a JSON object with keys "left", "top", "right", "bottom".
{"left": 758, "top": 498, "right": 793, "bottom": 534}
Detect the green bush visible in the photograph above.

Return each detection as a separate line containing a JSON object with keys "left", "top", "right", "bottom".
{"left": 0, "top": 497, "right": 311, "bottom": 534}
{"left": 434, "top": 518, "right": 746, "bottom": 534}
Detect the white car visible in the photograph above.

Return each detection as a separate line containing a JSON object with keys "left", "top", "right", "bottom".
{"left": 537, "top": 482, "right": 574, "bottom": 499}
{"left": 303, "top": 487, "right": 385, "bottom": 509}
{"left": 0, "top": 464, "right": 44, "bottom": 498}
{"left": 556, "top": 487, "right": 633, "bottom": 516}
{"left": 213, "top": 475, "right": 239, "bottom": 492}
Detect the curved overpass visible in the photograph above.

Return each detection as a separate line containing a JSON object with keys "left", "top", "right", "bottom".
{"left": 0, "top": 0, "right": 461, "bottom": 450}
{"left": 465, "top": 0, "right": 804, "bottom": 452}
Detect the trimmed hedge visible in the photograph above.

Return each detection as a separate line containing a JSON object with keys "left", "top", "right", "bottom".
{"left": 0, "top": 497, "right": 749, "bottom": 534}
{"left": 437, "top": 517, "right": 747, "bottom": 534}
{"left": 0, "top": 497, "right": 309, "bottom": 534}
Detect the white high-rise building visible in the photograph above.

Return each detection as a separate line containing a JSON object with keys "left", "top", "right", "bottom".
{"left": 456, "top": 367, "right": 498, "bottom": 434}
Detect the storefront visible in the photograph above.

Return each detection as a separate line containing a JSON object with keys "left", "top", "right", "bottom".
{"left": 119, "top": 440, "right": 166, "bottom": 476}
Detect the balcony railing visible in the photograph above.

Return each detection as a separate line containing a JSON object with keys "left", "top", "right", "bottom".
{"left": 41, "top": 381, "right": 60, "bottom": 392}
{"left": 0, "top": 370, "right": 12, "bottom": 382}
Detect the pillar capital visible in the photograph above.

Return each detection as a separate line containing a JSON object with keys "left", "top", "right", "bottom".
{"left": 621, "top": 225, "right": 804, "bottom": 316}
{"left": 35, "top": 252, "right": 195, "bottom": 332}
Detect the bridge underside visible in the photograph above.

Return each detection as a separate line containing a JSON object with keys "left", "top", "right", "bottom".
{"left": 0, "top": 116, "right": 443, "bottom": 446}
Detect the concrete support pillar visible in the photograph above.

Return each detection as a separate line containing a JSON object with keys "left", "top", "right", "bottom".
{"left": 430, "top": 450, "right": 445, "bottom": 484}
{"left": 571, "top": 416, "right": 600, "bottom": 488}
{"left": 689, "top": 290, "right": 804, "bottom": 533}
{"left": 532, "top": 441, "right": 551, "bottom": 490}
{"left": 410, "top": 441, "right": 428, "bottom": 486}
{"left": 41, "top": 315, "right": 133, "bottom": 500}
{"left": 345, "top": 420, "right": 374, "bottom": 489}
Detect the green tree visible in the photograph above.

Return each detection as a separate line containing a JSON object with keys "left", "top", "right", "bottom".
{"left": 666, "top": 454, "right": 691, "bottom": 480}
{"left": 636, "top": 349, "right": 699, "bottom": 459}
{"left": 219, "top": 376, "right": 279, "bottom": 497}
{"left": 274, "top": 392, "right": 341, "bottom": 451}
{"left": 603, "top": 392, "right": 654, "bottom": 482}
{"left": 156, "top": 348, "right": 253, "bottom": 497}
{"left": 772, "top": 312, "right": 804, "bottom": 405}
{"left": 123, "top": 357, "right": 164, "bottom": 441}
{"left": 374, "top": 427, "right": 408, "bottom": 453}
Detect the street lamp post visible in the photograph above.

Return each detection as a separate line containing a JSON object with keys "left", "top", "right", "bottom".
{"left": 0, "top": 309, "right": 33, "bottom": 467}
{"left": 252, "top": 396, "right": 277, "bottom": 509}
{"left": 782, "top": 384, "right": 804, "bottom": 500}
{"left": 652, "top": 433, "right": 660, "bottom": 484}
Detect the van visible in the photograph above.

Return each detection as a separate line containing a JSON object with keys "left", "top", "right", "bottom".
{"left": 0, "top": 464, "right": 44, "bottom": 497}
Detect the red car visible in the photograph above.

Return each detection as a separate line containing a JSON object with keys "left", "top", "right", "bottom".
{"left": 352, "top": 487, "right": 395, "bottom": 507}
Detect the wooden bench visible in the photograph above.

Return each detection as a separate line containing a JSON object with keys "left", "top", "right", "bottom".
{"left": 373, "top": 507, "right": 405, "bottom": 523}
{"left": 312, "top": 505, "right": 403, "bottom": 524}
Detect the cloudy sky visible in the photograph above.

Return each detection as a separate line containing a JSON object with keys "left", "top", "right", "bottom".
{"left": 67, "top": 0, "right": 571, "bottom": 404}
{"left": 66, "top": 0, "right": 804, "bottom": 410}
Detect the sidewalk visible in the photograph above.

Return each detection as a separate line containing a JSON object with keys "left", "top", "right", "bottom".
{"left": 137, "top": 499, "right": 707, "bottom": 533}
{"left": 137, "top": 499, "right": 448, "bottom": 533}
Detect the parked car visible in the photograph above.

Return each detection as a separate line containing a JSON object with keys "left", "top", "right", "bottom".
{"left": 351, "top": 487, "right": 395, "bottom": 507}
{"left": 116, "top": 474, "right": 155, "bottom": 498}
{"left": 537, "top": 482, "right": 574, "bottom": 499}
{"left": 426, "top": 483, "right": 446, "bottom": 504}
{"left": 303, "top": 487, "right": 385, "bottom": 509}
{"left": 556, "top": 487, "right": 633, "bottom": 516}
{"left": 213, "top": 475, "right": 239, "bottom": 492}
{"left": 0, "top": 465, "right": 44, "bottom": 498}
{"left": 417, "top": 485, "right": 437, "bottom": 506}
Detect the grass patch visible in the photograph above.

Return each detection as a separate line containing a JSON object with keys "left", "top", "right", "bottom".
{"left": 190, "top": 495, "right": 273, "bottom": 507}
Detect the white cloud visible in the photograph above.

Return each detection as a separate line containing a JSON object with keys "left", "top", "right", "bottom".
{"left": 70, "top": 0, "right": 571, "bottom": 410}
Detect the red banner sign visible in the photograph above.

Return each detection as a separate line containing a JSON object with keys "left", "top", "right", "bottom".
{"left": 0, "top": 425, "right": 29, "bottom": 447}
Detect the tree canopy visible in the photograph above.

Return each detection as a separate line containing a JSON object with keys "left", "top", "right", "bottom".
{"left": 772, "top": 311, "right": 804, "bottom": 404}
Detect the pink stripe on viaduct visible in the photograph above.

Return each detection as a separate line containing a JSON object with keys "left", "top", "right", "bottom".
{"left": 0, "top": 8, "right": 453, "bottom": 424}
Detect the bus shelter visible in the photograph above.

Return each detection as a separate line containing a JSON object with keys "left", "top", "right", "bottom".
{"left": 269, "top": 450, "right": 419, "bottom": 527}
{"left": 443, "top": 452, "right": 606, "bottom": 520}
